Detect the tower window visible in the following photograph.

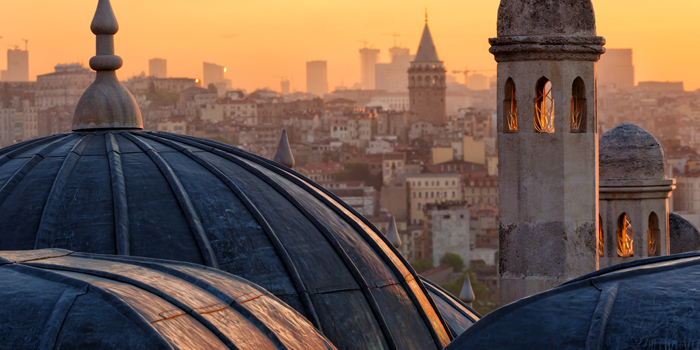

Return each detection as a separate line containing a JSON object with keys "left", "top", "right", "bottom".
{"left": 534, "top": 77, "right": 555, "bottom": 133}
{"left": 504, "top": 78, "right": 517, "bottom": 133}
{"left": 648, "top": 212, "right": 660, "bottom": 256}
{"left": 617, "top": 213, "right": 634, "bottom": 257}
{"left": 571, "top": 77, "right": 587, "bottom": 133}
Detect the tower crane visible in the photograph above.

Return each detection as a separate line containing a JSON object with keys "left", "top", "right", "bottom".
{"left": 451, "top": 67, "right": 496, "bottom": 86}
{"left": 382, "top": 32, "right": 401, "bottom": 47}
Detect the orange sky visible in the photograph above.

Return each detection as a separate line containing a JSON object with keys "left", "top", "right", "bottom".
{"left": 1, "top": 0, "right": 699, "bottom": 92}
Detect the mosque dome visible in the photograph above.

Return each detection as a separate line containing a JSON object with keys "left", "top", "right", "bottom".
{"left": 0, "top": 129, "right": 455, "bottom": 350}
{"left": 0, "top": 2, "right": 455, "bottom": 349}
{"left": 600, "top": 123, "right": 667, "bottom": 181}
{"left": 670, "top": 213, "right": 700, "bottom": 254}
{"left": 445, "top": 251, "right": 700, "bottom": 349}
{"left": 497, "top": 0, "right": 597, "bottom": 37}
{"left": 0, "top": 249, "right": 335, "bottom": 350}
{"left": 421, "top": 277, "right": 481, "bottom": 336}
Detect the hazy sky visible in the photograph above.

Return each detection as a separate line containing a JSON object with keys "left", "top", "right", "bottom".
{"left": 1, "top": 0, "right": 699, "bottom": 92}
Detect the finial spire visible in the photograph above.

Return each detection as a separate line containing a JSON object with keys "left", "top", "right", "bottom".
{"left": 459, "top": 274, "right": 476, "bottom": 307}
{"left": 72, "top": 0, "right": 143, "bottom": 131}
{"left": 273, "top": 130, "right": 295, "bottom": 169}
{"left": 386, "top": 215, "right": 402, "bottom": 249}
{"left": 425, "top": 8, "right": 428, "bottom": 24}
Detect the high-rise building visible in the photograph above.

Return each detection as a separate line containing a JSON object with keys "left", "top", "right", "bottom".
{"left": 598, "top": 48, "right": 635, "bottom": 89}
{"left": 306, "top": 61, "right": 328, "bottom": 96}
{"left": 149, "top": 58, "right": 167, "bottom": 78}
{"left": 376, "top": 47, "right": 414, "bottom": 92}
{"left": 203, "top": 62, "right": 225, "bottom": 86}
{"left": 359, "top": 47, "right": 380, "bottom": 90}
{"left": 203, "top": 62, "right": 231, "bottom": 97}
{"left": 281, "top": 79, "right": 290, "bottom": 95}
{"left": 7, "top": 49, "right": 29, "bottom": 82}
{"left": 408, "top": 19, "right": 446, "bottom": 125}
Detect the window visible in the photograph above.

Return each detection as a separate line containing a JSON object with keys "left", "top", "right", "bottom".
{"left": 413, "top": 192, "right": 416, "bottom": 198}
{"left": 452, "top": 191, "right": 456, "bottom": 198}
{"left": 617, "top": 213, "right": 634, "bottom": 257}
{"left": 571, "top": 77, "right": 587, "bottom": 133}
{"left": 534, "top": 77, "right": 555, "bottom": 133}
{"left": 419, "top": 192, "right": 422, "bottom": 198}
{"left": 599, "top": 215, "right": 604, "bottom": 257}
{"left": 504, "top": 78, "right": 517, "bottom": 133}
{"left": 648, "top": 212, "right": 660, "bottom": 257}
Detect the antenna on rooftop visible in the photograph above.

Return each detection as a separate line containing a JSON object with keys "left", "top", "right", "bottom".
{"left": 21, "top": 39, "right": 27, "bottom": 51}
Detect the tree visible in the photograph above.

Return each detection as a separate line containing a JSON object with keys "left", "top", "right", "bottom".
{"left": 411, "top": 258, "right": 434, "bottom": 274}
{"left": 207, "top": 83, "right": 218, "bottom": 94}
{"left": 439, "top": 252, "right": 465, "bottom": 273}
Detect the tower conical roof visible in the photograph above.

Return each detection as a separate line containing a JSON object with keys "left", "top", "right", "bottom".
{"left": 414, "top": 24, "right": 440, "bottom": 62}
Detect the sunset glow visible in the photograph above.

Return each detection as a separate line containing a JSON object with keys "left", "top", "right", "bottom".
{"left": 1, "top": 0, "right": 699, "bottom": 91}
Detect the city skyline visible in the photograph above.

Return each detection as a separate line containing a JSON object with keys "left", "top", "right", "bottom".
{"left": 1, "top": 0, "right": 699, "bottom": 91}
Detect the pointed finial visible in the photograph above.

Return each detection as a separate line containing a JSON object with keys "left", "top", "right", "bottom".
{"left": 459, "top": 274, "right": 476, "bottom": 307}
{"left": 386, "top": 214, "right": 402, "bottom": 249}
{"left": 273, "top": 130, "right": 295, "bottom": 168}
{"left": 72, "top": 0, "right": 143, "bottom": 131}
{"left": 425, "top": 8, "right": 428, "bottom": 24}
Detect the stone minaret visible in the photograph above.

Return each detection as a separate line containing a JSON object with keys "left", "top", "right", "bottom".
{"left": 491, "top": 0, "right": 606, "bottom": 304}
{"left": 408, "top": 14, "right": 446, "bottom": 126}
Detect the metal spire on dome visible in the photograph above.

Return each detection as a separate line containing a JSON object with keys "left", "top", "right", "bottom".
{"left": 273, "top": 130, "right": 295, "bottom": 168}
{"left": 459, "top": 274, "right": 475, "bottom": 307}
{"left": 72, "top": 0, "right": 143, "bottom": 131}
{"left": 386, "top": 214, "right": 402, "bottom": 249}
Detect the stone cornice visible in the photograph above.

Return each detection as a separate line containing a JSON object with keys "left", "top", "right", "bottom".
{"left": 489, "top": 35, "right": 606, "bottom": 62}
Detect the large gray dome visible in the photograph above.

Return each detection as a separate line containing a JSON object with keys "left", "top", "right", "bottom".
{"left": 600, "top": 123, "right": 667, "bottom": 181}
{"left": 0, "top": 249, "right": 335, "bottom": 350}
{"left": 0, "top": 131, "right": 453, "bottom": 350}
{"left": 497, "top": 0, "right": 597, "bottom": 37}
{"left": 445, "top": 252, "right": 700, "bottom": 349}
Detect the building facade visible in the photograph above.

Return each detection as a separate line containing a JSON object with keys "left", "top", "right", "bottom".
{"left": 306, "top": 60, "right": 329, "bottom": 96}
{"left": 406, "top": 173, "right": 462, "bottom": 225}
{"left": 36, "top": 64, "right": 95, "bottom": 108}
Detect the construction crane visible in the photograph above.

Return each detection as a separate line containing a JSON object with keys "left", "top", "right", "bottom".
{"left": 452, "top": 67, "right": 496, "bottom": 86}
{"left": 357, "top": 40, "right": 372, "bottom": 49}
{"left": 382, "top": 32, "right": 401, "bottom": 47}
{"left": 21, "top": 39, "right": 27, "bottom": 51}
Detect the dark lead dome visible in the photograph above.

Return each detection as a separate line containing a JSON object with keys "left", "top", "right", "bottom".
{"left": 0, "top": 131, "right": 452, "bottom": 349}
{"left": 670, "top": 213, "right": 700, "bottom": 254}
{"left": 445, "top": 252, "right": 700, "bottom": 349}
{"left": 0, "top": 249, "right": 335, "bottom": 350}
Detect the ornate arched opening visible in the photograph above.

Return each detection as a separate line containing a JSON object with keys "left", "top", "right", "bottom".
{"left": 571, "top": 77, "right": 587, "bottom": 133}
{"left": 648, "top": 212, "right": 660, "bottom": 256}
{"left": 504, "top": 78, "right": 517, "bottom": 133}
{"left": 534, "top": 77, "right": 555, "bottom": 133}
{"left": 617, "top": 213, "right": 634, "bottom": 257}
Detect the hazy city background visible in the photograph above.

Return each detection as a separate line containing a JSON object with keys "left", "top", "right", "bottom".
{"left": 2, "top": 0, "right": 700, "bottom": 315}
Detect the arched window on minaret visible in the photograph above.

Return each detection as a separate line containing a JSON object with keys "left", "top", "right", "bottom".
{"left": 617, "top": 213, "right": 634, "bottom": 257}
{"left": 599, "top": 215, "right": 604, "bottom": 257}
{"left": 504, "top": 78, "right": 517, "bottom": 133}
{"left": 648, "top": 212, "right": 660, "bottom": 256}
{"left": 571, "top": 77, "right": 587, "bottom": 133}
{"left": 534, "top": 77, "right": 555, "bottom": 133}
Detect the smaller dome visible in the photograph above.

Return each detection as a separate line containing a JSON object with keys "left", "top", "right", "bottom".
{"left": 420, "top": 277, "right": 481, "bottom": 336}
{"left": 497, "top": 0, "right": 597, "bottom": 37}
{"left": 600, "top": 123, "right": 667, "bottom": 181}
{"left": 670, "top": 213, "right": 700, "bottom": 254}
{"left": 0, "top": 249, "right": 335, "bottom": 350}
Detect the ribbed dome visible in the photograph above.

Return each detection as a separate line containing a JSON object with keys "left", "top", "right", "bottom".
{"left": 0, "top": 131, "right": 451, "bottom": 350}
{"left": 0, "top": 249, "right": 335, "bottom": 350}
{"left": 600, "top": 123, "right": 667, "bottom": 181}
{"left": 497, "top": 0, "right": 597, "bottom": 37}
{"left": 445, "top": 252, "right": 700, "bottom": 349}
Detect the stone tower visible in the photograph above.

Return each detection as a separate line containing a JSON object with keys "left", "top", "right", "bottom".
{"left": 599, "top": 123, "right": 675, "bottom": 268}
{"left": 492, "top": 0, "right": 606, "bottom": 304}
{"left": 408, "top": 15, "right": 446, "bottom": 126}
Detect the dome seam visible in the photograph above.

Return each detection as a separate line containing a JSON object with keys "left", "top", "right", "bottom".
{"left": 121, "top": 132, "right": 219, "bottom": 269}
{"left": 139, "top": 131, "right": 324, "bottom": 332}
